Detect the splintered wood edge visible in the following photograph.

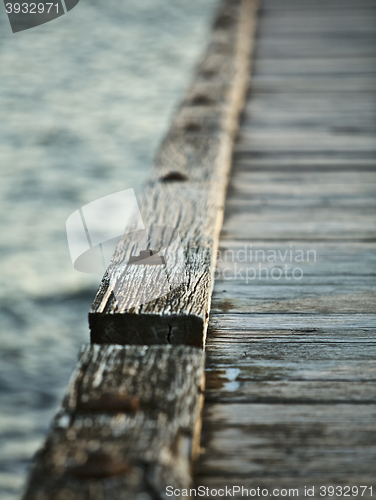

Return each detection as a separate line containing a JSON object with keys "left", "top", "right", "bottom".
{"left": 89, "top": 0, "right": 260, "bottom": 348}
{"left": 22, "top": 345, "right": 205, "bottom": 499}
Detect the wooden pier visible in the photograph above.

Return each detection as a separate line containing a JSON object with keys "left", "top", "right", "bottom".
{"left": 22, "top": 0, "right": 376, "bottom": 498}
{"left": 197, "top": 0, "right": 376, "bottom": 494}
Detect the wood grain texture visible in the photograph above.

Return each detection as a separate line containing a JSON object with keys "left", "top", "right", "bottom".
{"left": 211, "top": 242, "right": 376, "bottom": 313}
{"left": 205, "top": 380, "right": 376, "bottom": 403}
{"left": 254, "top": 57, "right": 376, "bottom": 76}
{"left": 89, "top": 0, "right": 259, "bottom": 348}
{"left": 199, "top": 404, "right": 376, "bottom": 475}
{"left": 250, "top": 75, "right": 376, "bottom": 93}
{"left": 197, "top": 0, "right": 376, "bottom": 490}
{"left": 255, "top": 37, "right": 376, "bottom": 59}
{"left": 232, "top": 158, "right": 376, "bottom": 172}
{"left": 257, "top": 14, "right": 376, "bottom": 36}
{"left": 22, "top": 345, "right": 205, "bottom": 500}
{"left": 210, "top": 313, "right": 376, "bottom": 330}
{"left": 262, "top": 0, "right": 376, "bottom": 10}
{"left": 212, "top": 290, "right": 376, "bottom": 314}
{"left": 242, "top": 93, "right": 376, "bottom": 128}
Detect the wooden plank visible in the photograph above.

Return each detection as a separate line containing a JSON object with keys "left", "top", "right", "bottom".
{"left": 212, "top": 288, "right": 376, "bottom": 314}
{"left": 232, "top": 158, "right": 376, "bottom": 172}
{"left": 226, "top": 170, "right": 376, "bottom": 192}
{"left": 206, "top": 331, "right": 376, "bottom": 342}
{"left": 205, "top": 379, "right": 376, "bottom": 403}
{"left": 221, "top": 218, "right": 376, "bottom": 241}
{"left": 255, "top": 37, "right": 376, "bottom": 59}
{"left": 226, "top": 197, "right": 376, "bottom": 210}
{"left": 242, "top": 93, "right": 376, "bottom": 129}
{"left": 261, "top": 5, "right": 376, "bottom": 15}
{"left": 204, "top": 356, "right": 376, "bottom": 384}
{"left": 205, "top": 341, "right": 376, "bottom": 362}
{"left": 258, "top": 11, "right": 376, "bottom": 27}
{"left": 22, "top": 345, "right": 205, "bottom": 500}
{"left": 209, "top": 314, "right": 376, "bottom": 330}
{"left": 250, "top": 75, "right": 376, "bottom": 93}
{"left": 204, "top": 402, "right": 376, "bottom": 426}
{"left": 203, "top": 354, "right": 376, "bottom": 383}
{"left": 262, "top": 0, "right": 376, "bottom": 10}
{"left": 211, "top": 241, "right": 376, "bottom": 313}
{"left": 257, "top": 13, "right": 376, "bottom": 35}
{"left": 230, "top": 175, "right": 376, "bottom": 191}
{"left": 89, "top": 0, "right": 260, "bottom": 348}
{"left": 236, "top": 130, "right": 376, "bottom": 153}
{"left": 219, "top": 169, "right": 376, "bottom": 239}
{"left": 215, "top": 241, "right": 376, "bottom": 264}
{"left": 197, "top": 0, "right": 376, "bottom": 490}
{"left": 198, "top": 404, "right": 376, "bottom": 477}
{"left": 254, "top": 57, "right": 376, "bottom": 76}
{"left": 214, "top": 250, "right": 376, "bottom": 277}
{"left": 240, "top": 130, "right": 376, "bottom": 146}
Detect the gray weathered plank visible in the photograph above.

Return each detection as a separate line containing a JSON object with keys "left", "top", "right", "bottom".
{"left": 220, "top": 218, "right": 376, "bottom": 240}
{"left": 209, "top": 313, "right": 376, "bottom": 330}
{"left": 204, "top": 359, "right": 376, "bottom": 383}
{"left": 262, "top": 0, "right": 376, "bottom": 10}
{"left": 236, "top": 130, "right": 376, "bottom": 153}
{"left": 242, "top": 93, "right": 376, "bottom": 128}
{"left": 257, "top": 13, "right": 376, "bottom": 35}
{"left": 89, "top": 0, "right": 260, "bottom": 348}
{"left": 206, "top": 341, "right": 376, "bottom": 362}
{"left": 198, "top": 404, "right": 376, "bottom": 476}
{"left": 227, "top": 171, "right": 376, "bottom": 194}
{"left": 215, "top": 241, "right": 376, "bottom": 270}
{"left": 205, "top": 379, "right": 376, "bottom": 403}
{"left": 255, "top": 36, "right": 376, "bottom": 59}
{"left": 207, "top": 330, "right": 376, "bottom": 342}
{"left": 211, "top": 240, "right": 376, "bottom": 312}
{"left": 22, "top": 345, "right": 205, "bottom": 500}
{"left": 254, "top": 57, "right": 376, "bottom": 76}
{"left": 220, "top": 169, "right": 376, "bottom": 239}
{"left": 212, "top": 289, "right": 376, "bottom": 314}
{"left": 251, "top": 74, "right": 376, "bottom": 93}
{"left": 204, "top": 353, "right": 376, "bottom": 384}
{"left": 232, "top": 158, "right": 376, "bottom": 172}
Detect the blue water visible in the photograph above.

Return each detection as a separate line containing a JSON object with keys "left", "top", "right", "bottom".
{"left": 0, "top": 1, "right": 218, "bottom": 497}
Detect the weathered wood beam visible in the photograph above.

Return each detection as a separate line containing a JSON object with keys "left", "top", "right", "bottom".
{"left": 89, "top": 0, "right": 259, "bottom": 348}
{"left": 22, "top": 345, "right": 205, "bottom": 500}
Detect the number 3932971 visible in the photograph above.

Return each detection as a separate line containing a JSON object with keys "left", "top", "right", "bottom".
{"left": 5, "top": 3, "right": 59, "bottom": 13}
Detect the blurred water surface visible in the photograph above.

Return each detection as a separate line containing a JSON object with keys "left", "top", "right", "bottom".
{"left": 0, "top": 1, "right": 218, "bottom": 497}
